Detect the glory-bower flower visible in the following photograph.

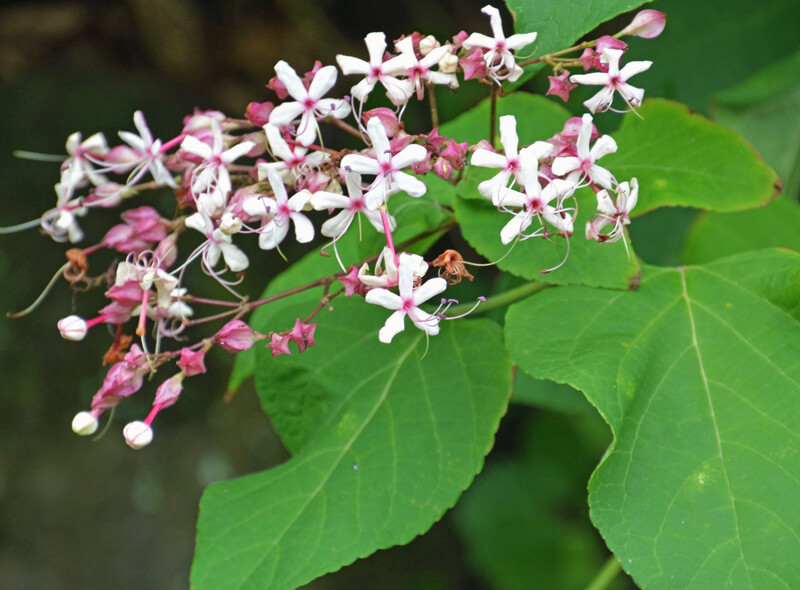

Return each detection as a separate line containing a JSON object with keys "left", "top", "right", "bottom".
{"left": 570, "top": 48, "right": 652, "bottom": 113}
{"left": 365, "top": 253, "right": 448, "bottom": 343}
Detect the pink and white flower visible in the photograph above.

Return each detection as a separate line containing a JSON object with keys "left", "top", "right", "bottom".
{"left": 242, "top": 167, "right": 314, "bottom": 250}
{"left": 310, "top": 171, "right": 391, "bottom": 239}
{"left": 551, "top": 114, "right": 617, "bottom": 189}
{"left": 337, "top": 32, "right": 415, "bottom": 106}
{"left": 365, "top": 253, "right": 448, "bottom": 343}
{"left": 339, "top": 117, "right": 427, "bottom": 209}
{"left": 570, "top": 48, "right": 652, "bottom": 113}
{"left": 268, "top": 60, "right": 351, "bottom": 147}
{"left": 462, "top": 5, "right": 538, "bottom": 84}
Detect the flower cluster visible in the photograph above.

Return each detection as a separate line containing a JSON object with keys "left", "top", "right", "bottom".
{"left": 1, "top": 5, "right": 662, "bottom": 448}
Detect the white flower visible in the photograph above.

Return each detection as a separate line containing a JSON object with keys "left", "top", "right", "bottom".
{"left": 337, "top": 32, "right": 415, "bottom": 105}
{"left": 181, "top": 119, "right": 255, "bottom": 205}
{"left": 365, "top": 253, "right": 448, "bottom": 343}
{"left": 185, "top": 210, "right": 249, "bottom": 273}
{"left": 310, "top": 171, "right": 390, "bottom": 239}
{"left": 258, "top": 123, "right": 329, "bottom": 185}
{"left": 268, "top": 61, "right": 351, "bottom": 147}
{"left": 586, "top": 178, "right": 639, "bottom": 244}
{"left": 462, "top": 5, "right": 537, "bottom": 83}
{"left": 394, "top": 37, "right": 458, "bottom": 99}
{"left": 496, "top": 178, "right": 575, "bottom": 243}
{"left": 570, "top": 48, "right": 652, "bottom": 113}
{"left": 471, "top": 115, "right": 524, "bottom": 202}
{"left": 358, "top": 247, "right": 427, "bottom": 288}
{"left": 61, "top": 131, "right": 109, "bottom": 191}
{"left": 242, "top": 167, "right": 314, "bottom": 250}
{"left": 339, "top": 117, "right": 427, "bottom": 209}
{"left": 551, "top": 114, "right": 617, "bottom": 189}
{"left": 117, "top": 110, "right": 178, "bottom": 187}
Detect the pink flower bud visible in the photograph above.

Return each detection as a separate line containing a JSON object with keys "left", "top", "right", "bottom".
{"left": 177, "top": 347, "right": 207, "bottom": 376}
{"left": 595, "top": 35, "right": 628, "bottom": 55}
{"left": 363, "top": 108, "right": 401, "bottom": 137}
{"left": 153, "top": 373, "right": 184, "bottom": 409}
{"left": 58, "top": 315, "right": 87, "bottom": 341}
{"left": 214, "top": 320, "right": 260, "bottom": 353}
{"left": 72, "top": 411, "right": 98, "bottom": 436}
{"left": 123, "top": 421, "right": 153, "bottom": 450}
{"left": 546, "top": 71, "right": 577, "bottom": 102}
{"left": 245, "top": 101, "right": 274, "bottom": 127}
{"left": 620, "top": 9, "right": 666, "bottom": 39}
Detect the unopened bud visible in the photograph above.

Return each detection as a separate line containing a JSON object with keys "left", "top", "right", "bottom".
{"left": 419, "top": 35, "right": 440, "bottom": 56}
{"left": 123, "top": 421, "right": 153, "bottom": 450}
{"left": 58, "top": 315, "right": 88, "bottom": 341}
{"left": 620, "top": 9, "right": 666, "bottom": 39}
{"left": 72, "top": 411, "right": 98, "bottom": 436}
{"left": 219, "top": 212, "right": 243, "bottom": 235}
{"left": 439, "top": 52, "right": 459, "bottom": 74}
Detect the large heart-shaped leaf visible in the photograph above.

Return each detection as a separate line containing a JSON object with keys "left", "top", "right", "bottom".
{"left": 505, "top": 249, "right": 800, "bottom": 588}
{"left": 504, "top": 0, "right": 653, "bottom": 84}
{"left": 603, "top": 99, "right": 781, "bottom": 215}
{"left": 192, "top": 304, "right": 511, "bottom": 590}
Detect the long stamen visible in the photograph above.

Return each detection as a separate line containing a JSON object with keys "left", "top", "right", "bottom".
{"left": 0, "top": 218, "right": 43, "bottom": 234}
{"left": 7, "top": 261, "right": 70, "bottom": 318}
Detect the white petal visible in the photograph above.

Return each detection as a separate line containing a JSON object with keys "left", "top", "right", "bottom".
{"left": 269, "top": 102, "right": 306, "bottom": 127}
{"left": 471, "top": 149, "right": 507, "bottom": 169}
{"left": 290, "top": 212, "right": 315, "bottom": 243}
{"left": 378, "top": 310, "right": 406, "bottom": 343}
{"left": 220, "top": 243, "right": 249, "bottom": 272}
{"left": 550, "top": 156, "right": 580, "bottom": 177}
{"left": 498, "top": 115, "right": 519, "bottom": 157}
{"left": 590, "top": 135, "right": 618, "bottom": 161}
{"left": 308, "top": 65, "right": 338, "bottom": 99}
{"left": 185, "top": 211, "right": 211, "bottom": 234}
{"left": 393, "top": 171, "right": 427, "bottom": 197}
{"left": 462, "top": 32, "right": 495, "bottom": 50}
{"left": 243, "top": 196, "right": 276, "bottom": 217}
{"left": 412, "top": 277, "right": 447, "bottom": 305}
{"left": 336, "top": 55, "right": 369, "bottom": 76}
{"left": 506, "top": 32, "right": 537, "bottom": 51}
{"left": 366, "top": 117, "right": 391, "bottom": 159}
{"left": 500, "top": 211, "right": 532, "bottom": 244}
{"left": 320, "top": 210, "right": 353, "bottom": 238}
{"left": 392, "top": 144, "right": 427, "bottom": 169}
{"left": 619, "top": 60, "right": 653, "bottom": 81}
{"left": 311, "top": 191, "right": 349, "bottom": 210}
{"left": 570, "top": 72, "right": 611, "bottom": 87}
{"left": 274, "top": 60, "right": 307, "bottom": 101}
{"left": 365, "top": 288, "right": 403, "bottom": 310}
{"left": 341, "top": 154, "right": 381, "bottom": 175}
{"left": 181, "top": 135, "right": 212, "bottom": 159}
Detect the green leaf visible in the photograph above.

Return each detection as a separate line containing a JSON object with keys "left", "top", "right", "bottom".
{"left": 453, "top": 410, "right": 629, "bottom": 590}
{"left": 453, "top": 193, "right": 641, "bottom": 288}
{"left": 192, "top": 305, "right": 511, "bottom": 590}
{"left": 225, "top": 235, "right": 360, "bottom": 396}
{"left": 603, "top": 99, "right": 781, "bottom": 215}
{"left": 683, "top": 196, "right": 800, "bottom": 265}
{"left": 439, "top": 91, "right": 570, "bottom": 146}
{"left": 506, "top": 249, "right": 800, "bottom": 589}
{"left": 623, "top": 0, "right": 800, "bottom": 113}
{"left": 712, "top": 49, "right": 800, "bottom": 201}
{"left": 504, "top": 0, "right": 653, "bottom": 84}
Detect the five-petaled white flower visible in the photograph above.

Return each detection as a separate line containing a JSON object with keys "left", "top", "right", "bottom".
{"left": 242, "top": 167, "right": 314, "bottom": 250}
{"left": 586, "top": 177, "right": 638, "bottom": 247}
{"left": 184, "top": 210, "right": 249, "bottom": 273}
{"left": 310, "top": 171, "right": 392, "bottom": 239}
{"left": 471, "top": 115, "right": 525, "bottom": 203}
{"left": 365, "top": 253, "right": 448, "bottom": 343}
{"left": 180, "top": 119, "right": 255, "bottom": 214}
{"left": 337, "top": 32, "right": 415, "bottom": 106}
{"left": 117, "top": 111, "right": 178, "bottom": 188}
{"left": 268, "top": 61, "right": 351, "bottom": 147}
{"left": 339, "top": 117, "right": 428, "bottom": 209}
{"left": 570, "top": 48, "right": 652, "bottom": 113}
{"left": 462, "top": 5, "right": 538, "bottom": 84}
{"left": 551, "top": 114, "right": 617, "bottom": 189}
